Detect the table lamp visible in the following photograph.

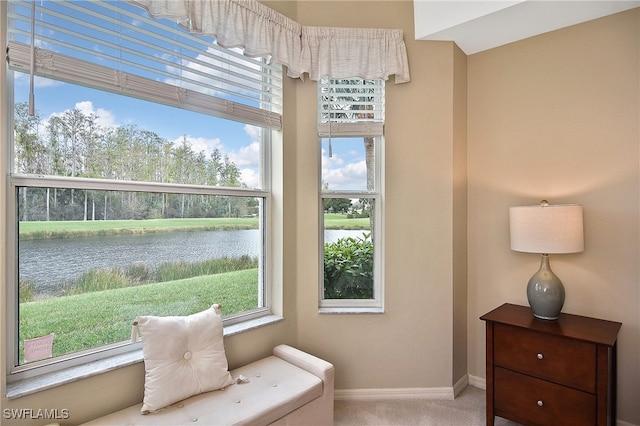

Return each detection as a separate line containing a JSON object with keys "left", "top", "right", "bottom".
{"left": 509, "top": 200, "right": 584, "bottom": 320}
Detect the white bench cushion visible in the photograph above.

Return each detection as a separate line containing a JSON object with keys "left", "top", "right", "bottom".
{"left": 82, "top": 355, "right": 323, "bottom": 426}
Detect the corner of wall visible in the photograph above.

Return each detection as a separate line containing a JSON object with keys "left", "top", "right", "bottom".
{"left": 452, "top": 44, "right": 469, "bottom": 385}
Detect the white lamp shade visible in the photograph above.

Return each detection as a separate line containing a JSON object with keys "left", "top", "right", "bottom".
{"left": 510, "top": 203, "right": 584, "bottom": 254}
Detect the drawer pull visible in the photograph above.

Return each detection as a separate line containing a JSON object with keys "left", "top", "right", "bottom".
{"left": 537, "top": 400, "right": 544, "bottom": 407}
{"left": 537, "top": 353, "right": 544, "bottom": 360}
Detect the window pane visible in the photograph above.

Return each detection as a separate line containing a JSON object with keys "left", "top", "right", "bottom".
{"left": 18, "top": 187, "right": 263, "bottom": 365}
{"left": 323, "top": 198, "right": 374, "bottom": 299}
{"left": 321, "top": 137, "right": 376, "bottom": 191}
{"left": 13, "top": 75, "right": 266, "bottom": 189}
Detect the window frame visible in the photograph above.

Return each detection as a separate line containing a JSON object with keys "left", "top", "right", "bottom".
{"left": 3, "top": 0, "right": 283, "bottom": 391}
{"left": 317, "top": 79, "right": 386, "bottom": 313}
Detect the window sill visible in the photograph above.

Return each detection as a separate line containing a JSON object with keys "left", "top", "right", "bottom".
{"left": 6, "top": 350, "right": 142, "bottom": 400}
{"left": 318, "top": 307, "right": 384, "bottom": 314}
{"left": 6, "top": 314, "right": 283, "bottom": 400}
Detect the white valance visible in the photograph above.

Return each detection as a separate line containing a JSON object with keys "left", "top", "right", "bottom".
{"left": 128, "top": 0, "right": 410, "bottom": 84}
{"left": 128, "top": 0, "right": 303, "bottom": 78}
{"left": 301, "top": 26, "right": 410, "bottom": 84}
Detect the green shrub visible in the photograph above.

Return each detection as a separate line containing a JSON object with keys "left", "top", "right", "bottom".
{"left": 36, "top": 256, "right": 260, "bottom": 298}
{"left": 67, "top": 269, "right": 129, "bottom": 294}
{"left": 155, "top": 261, "right": 192, "bottom": 282}
{"left": 154, "top": 256, "right": 257, "bottom": 282}
{"left": 125, "top": 262, "right": 153, "bottom": 284}
{"left": 19, "top": 279, "right": 35, "bottom": 303}
{"left": 324, "top": 233, "right": 374, "bottom": 299}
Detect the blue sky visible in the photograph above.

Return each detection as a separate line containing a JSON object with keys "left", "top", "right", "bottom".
{"left": 321, "top": 139, "right": 368, "bottom": 191}
{"left": 14, "top": 72, "right": 265, "bottom": 188}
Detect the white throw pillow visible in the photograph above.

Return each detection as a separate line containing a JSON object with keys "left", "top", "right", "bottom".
{"left": 135, "top": 305, "right": 233, "bottom": 414}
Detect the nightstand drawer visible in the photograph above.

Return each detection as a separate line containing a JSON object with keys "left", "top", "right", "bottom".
{"left": 495, "top": 367, "right": 596, "bottom": 426}
{"left": 494, "top": 323, "right": 596, "bottom": 392}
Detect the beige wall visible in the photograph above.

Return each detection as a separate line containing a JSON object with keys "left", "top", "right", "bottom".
{"left": 288, "top": 0, "right": 466, "bottom": 392}
{"left": 452, "top": 45, "right": 469, "bottom": 388}
{"left": 467, "top": 9, "right": 640, "bottom": 424}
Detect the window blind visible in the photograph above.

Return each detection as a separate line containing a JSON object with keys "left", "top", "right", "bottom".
{"left": 6, "top": 0, "right": 282, "bottom": 130}
{"left": 318, "top": 78, "right": 384, "bottom": 137}
{"left": 129, "top": 0, "right": 303, "bottom": 80}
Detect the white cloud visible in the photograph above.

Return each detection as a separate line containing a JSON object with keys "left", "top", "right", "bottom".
{"left": 174, "top": 135, "right": 224, "bottom": 156}
{"left": 229, "top": 125, "right": 263, "bottom": 188}
{"left": 229, "top": 142, "right": 260, "bottom": 167}
{"left": 169, "top": 125, "right": 263, "bottom": 188}
{"left": 41, "top": 101, "right": 118, "bottom": 136}
{"left": 321, "top": 148, "right": 368, "bottom": 191}
{"left": 73, "top": 101, "right": 117, "bottom": 128}
{"left": 323, "top": 160, "right": 367, "bottom": 190}
{"left": 239, "top": 168, "right": 260, "bottom": 189}
{"left": 229, "top": 125, "right": 261, "bottom": 167}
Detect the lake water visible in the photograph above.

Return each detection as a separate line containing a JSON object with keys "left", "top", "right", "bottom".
{"left": 20, "top": 229, "right": 366, "bottom": 293}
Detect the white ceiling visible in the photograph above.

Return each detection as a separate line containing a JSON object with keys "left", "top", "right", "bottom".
{"left": 414, "top": 1, "right": 640, "bottom": 55}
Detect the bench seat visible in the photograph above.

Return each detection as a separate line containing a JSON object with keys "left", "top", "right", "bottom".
{"left": 82, "top": 345, "right": 334, "bottom": 426}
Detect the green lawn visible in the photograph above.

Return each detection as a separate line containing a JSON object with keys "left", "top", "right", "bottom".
{"left": 19, "top": 215, "right": 370, "bottom": 240}
{"left": 19, "top": 217, "right": 260, "bottom": 240}
{"left": 323, "top": 214, "right": 371, "bottom": 230}
{"left": 20, "top": 269, "right": 258, "bottom": 360}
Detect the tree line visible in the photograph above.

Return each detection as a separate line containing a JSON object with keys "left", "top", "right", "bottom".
{"left": 13, "top": 103, "right": 257, "bottom": 222}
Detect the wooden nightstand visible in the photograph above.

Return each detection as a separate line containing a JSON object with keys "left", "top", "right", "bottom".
{"left": 481, "top": 303, "right": 622, "bottom": 426}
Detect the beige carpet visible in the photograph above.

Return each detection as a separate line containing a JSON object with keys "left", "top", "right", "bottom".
{"left": 334, "top": 386, "right": 522, "bottom": 426}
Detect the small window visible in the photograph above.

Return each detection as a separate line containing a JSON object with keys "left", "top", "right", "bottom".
{"left": 318, "top": 78, "right": 384, "bottom": 311}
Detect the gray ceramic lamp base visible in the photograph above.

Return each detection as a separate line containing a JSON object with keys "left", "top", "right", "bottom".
{"left": 526, "top": 254, "right": 565, "bottom": 320}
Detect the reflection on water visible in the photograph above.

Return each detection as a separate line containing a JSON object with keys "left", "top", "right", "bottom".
{"left": 19, "top": 229, "right": 365, "bottom": 292}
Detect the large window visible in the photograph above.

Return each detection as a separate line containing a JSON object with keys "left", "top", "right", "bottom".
{"left": 5, "top": 0, "right": 280, "bottom": 381}
{"left": 319, "top": 78, "right": 384, "bottom": 311}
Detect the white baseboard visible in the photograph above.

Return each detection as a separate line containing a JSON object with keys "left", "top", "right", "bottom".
{"left": 335, "top": 375, "right": 481, "bottom": 402}
{"left": 335, "top": 386, "right": 455, "bottom": 401}
{"left": 468, "top": 374, "right": 486, "bottom": 390}
{"left": 453, "top": 374, "right": 469, "bottom": 397}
